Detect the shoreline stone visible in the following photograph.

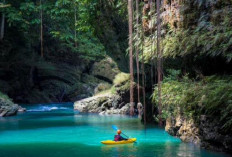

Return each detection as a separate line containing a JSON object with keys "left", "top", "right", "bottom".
{"left": 18, "top": 106, "right": 26, "bottom": 112}
{"left": 0, "top": 97, "right": 20, "bottom": 117}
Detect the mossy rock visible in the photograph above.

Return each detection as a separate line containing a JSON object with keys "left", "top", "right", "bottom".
{"left": 0, "top": 92, "right": 19, "bottom": 117}
{"left": 91, "top": 56, "right": 120, "bottom": 82}
{"left": 94, "top": 83, "right": 112, "bottom": 95}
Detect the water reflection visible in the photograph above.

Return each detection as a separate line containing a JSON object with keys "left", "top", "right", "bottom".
{"left": 100, "top": 142, "right": 230, "bottom": 157}
{"left": 101, "top": 144, "right": 136, "bottom": 157}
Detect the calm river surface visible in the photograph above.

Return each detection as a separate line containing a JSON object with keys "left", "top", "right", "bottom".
{"left": 0, "top": 103, "right": 230, "bottom": 157}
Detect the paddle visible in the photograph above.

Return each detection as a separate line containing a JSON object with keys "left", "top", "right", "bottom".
{"left": 112, "top": 125, "right": 129, "bottom": 139}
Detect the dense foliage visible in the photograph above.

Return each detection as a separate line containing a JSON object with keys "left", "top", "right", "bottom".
{"left": 3, "top": 0, "right": 106, "bottom": 60}
{"left": 152, "top": 70, "right": 232, "bottom": 132}
{"left": 0, "top": 0, "right": 128, "bottom": 103}
{"left": 138, "top": 0, "right": 232, "bottom": 76}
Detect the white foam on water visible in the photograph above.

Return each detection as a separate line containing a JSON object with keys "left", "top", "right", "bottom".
{"left": 27, "top": 106, "right": 69, "bottom": 112}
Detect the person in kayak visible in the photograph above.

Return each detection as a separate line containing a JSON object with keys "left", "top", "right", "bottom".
{"left": 114, "top": 130, "right": 128, "bottom": 141}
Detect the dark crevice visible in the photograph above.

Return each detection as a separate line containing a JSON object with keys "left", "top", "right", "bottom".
{"left": 94, "top": 75, "right": 113, "bottom": 84}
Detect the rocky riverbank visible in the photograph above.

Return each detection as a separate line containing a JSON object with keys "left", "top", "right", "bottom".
{"left": 74, "top": 93, "right": 131, "bottom": 115}
{"left": 74, "top": 72, "right": 141, "bottom": 115}
{"left": 0, "top": 92, "right": 26, "bottom": 117}
{"left": 165, "top": 115, "right": 232, "bottom": 153}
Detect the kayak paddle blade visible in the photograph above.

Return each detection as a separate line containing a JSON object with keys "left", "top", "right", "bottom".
{"left": 112, "top": 125, "right": 118, "bottom": 131}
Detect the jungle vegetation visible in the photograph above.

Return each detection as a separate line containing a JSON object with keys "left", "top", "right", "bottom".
{"left": 0, "top": 0, "right": 232, "bottom": 131}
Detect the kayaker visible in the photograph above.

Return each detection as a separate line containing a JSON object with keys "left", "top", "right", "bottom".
{"left": 114, "top": 130, "right": 127, "bottom": 141}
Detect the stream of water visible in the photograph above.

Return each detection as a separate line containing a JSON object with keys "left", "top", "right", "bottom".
{"left": 0, "top": 103, "right": 230, "bottom": 157}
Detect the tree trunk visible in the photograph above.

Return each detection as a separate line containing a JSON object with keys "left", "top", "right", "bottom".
{"left": 128, "top": 0, "right": 134, "bottom": 115}
{"left": 150, "top": 0, "right": 155, "bottom": 116}
{"left": 40, "top": 0, "right": 43, "bottom": 58}
{"left": 0, "top": 0, "right": 5, "bottom": 40}
{"left": 74, "top": 2, "right": 77, "bottom": 48}
{"left": 141, "top": 2, "right": 146, "bottom": 125}
{"left": 142, "top": 35, "right": 146, "bottom": 125}
{"left": 156, "top": 0, "right": 162, "bottom": 126}
{"left": 136, "top": 0, "right": 140, "bottom": 103}
{"left": 0, "top": 13, "right": 5, "bottom": 40}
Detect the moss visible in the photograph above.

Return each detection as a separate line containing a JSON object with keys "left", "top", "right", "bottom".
{"left": 0, "top": 91, "right": 11, "bottom": 101}
{"left": 0, "top": 91, "right": 14, "bottom": 107}
{"left": 91, "top": 56, "right": 120, "bottom": 82}
{"left": 94, "top": 83, "right": 112, "bottom": 95}
{"left": 94, "top": 89, "right": 112, "bottom": 96}
{"left": 94, "top": 72, "right": 133, "bottom": 96}
{"left": 113, "top": 72, "right": 130, "bottom": 86}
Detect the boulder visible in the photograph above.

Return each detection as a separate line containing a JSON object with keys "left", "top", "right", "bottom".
{"left": 74, "top": 93, "right": 114, "bottom": 113}
{"left": 94, "top": 83, "right": 111, "bottom": 95}
{"left": 74, "top": 91, "right": 131, "bottom": 115}
{"left": 0, "top": 97, "right": 19, "bottom": 117}
{"left": 74, "top": 71, "right": 142, "bottom": 116}
{"left": 91, "top": 56, "right": 120, "bottom": 82}
{"left": 0, "top": 104, "right": 19, "bottom": 116}
{"left": 18, "top": 106, "right": 26, "bottom": 112}
{"left": 118, "top": 103, "right": 130, "bottom": 114}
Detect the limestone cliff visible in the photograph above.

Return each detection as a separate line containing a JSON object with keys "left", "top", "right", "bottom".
{"left": 144, "top": 0, "right": 232, "bottom": 153}
{"left": 165, "top": 115, "right": 232, "bottom": 153}
{"left": 142, "top": 0, "right": 232, "bottom": 62}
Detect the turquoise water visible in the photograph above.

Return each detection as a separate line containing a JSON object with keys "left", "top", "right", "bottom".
{"left": 0, "top": 103, "right": 230, "bottom": 157}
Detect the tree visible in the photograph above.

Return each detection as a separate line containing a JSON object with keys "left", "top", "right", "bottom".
{"left": 156, "top": 0, "right": 162, "bottom": 126}
{"left": 135, "top": 0, "right": 140, "bottom": 104}
{"left": 74, "top": 1, "right": 77, "bottom": 48}
{"left": 142, "top": 33, "right": 146, "bottom": 124}
{"left": 128, "top": 0, "right": 134, "bottom": 115}
{"left": 40, "top": 0, "right": 43, "bottom": 57}
{"left": 0, "top": 0, "right": 6, "bottom": 40}
{"left": 149, "top": 0, "right": 155, "bottom": 116}
{"left": 0, "top": 10, "right": 5, "bottom": 40}
{"left": 141, "top": 0, "right": 146, "bottom": 124}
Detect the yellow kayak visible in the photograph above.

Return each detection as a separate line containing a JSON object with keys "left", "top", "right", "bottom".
{"left": 101, "top": 138, "right": 136, "bottom": 145}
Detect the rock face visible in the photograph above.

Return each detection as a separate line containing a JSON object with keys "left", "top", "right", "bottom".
{"left": 144, "top": 0, "right": 231, "bottom": 31}
{"left": 165, "top": 115, "right": 232, "bottom": 153}
{"left": 91, "top": 57, "right": 120, "bottom": 82}
{"left": 74, "top": 72, "right": 140, "bottom": 115}
{"left": 0, "top": 97, "right": 19, "bottom": 117}
{"left": 94, "top": 83, "right": 111, "bottom": 95}
{"left": 74, "top": 93, "right": 130, "bottom": 115}
{"left": 199, "top": 116, "right": 232, "bottom": 153}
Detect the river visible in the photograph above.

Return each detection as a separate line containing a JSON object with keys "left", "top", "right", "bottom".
{"left": 0, "top": 103, "right": 230, "bottom": 157}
